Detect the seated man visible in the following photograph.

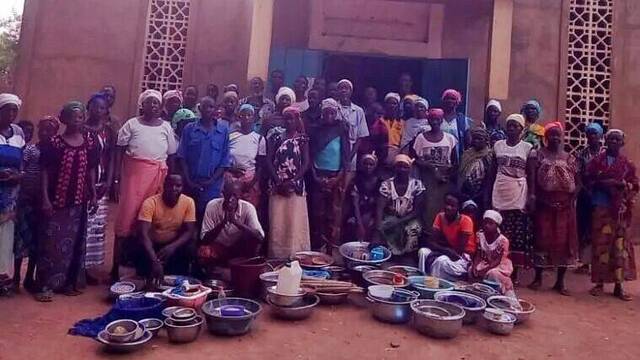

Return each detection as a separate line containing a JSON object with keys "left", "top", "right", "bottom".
{"left": 197, "top": 180, "right": 264, "bottom": 274}
{"left": 134, "top": 174, "right": 197, "bottom": 282}
{"left": 418, "top": 192, "right": 476, "bottom": 281}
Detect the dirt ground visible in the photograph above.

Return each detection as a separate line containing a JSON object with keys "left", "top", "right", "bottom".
{"left": 1, "top": 206, "right": 640, "bottom": 360}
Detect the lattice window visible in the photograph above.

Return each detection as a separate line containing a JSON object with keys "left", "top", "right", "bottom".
{"left": 565, "top": 0, "right": 613, "bottom": 152}
{"left": 140, "top": 0, "right": 191, "bottom": 94}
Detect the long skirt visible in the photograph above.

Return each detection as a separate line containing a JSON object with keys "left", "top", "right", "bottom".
{"left": 0, "top": 220, "right": 14, "bottom": 276}
{"left": 309, "top": 175, "right": 344, "bottom": 251}
{"left": 420, "top": 170, "right": 448, "bottom": 235}
{"left": 268, "top": 194, "right": 310, "bottom": 259}
{"left": 85, "top": 196, "right": 109, "bottom": 267}
{"left": 115, "top": 155, "right": 167, "bottom": 237}
{"left": 36, "top": 205, "right": 87, "bottom": 291}
{"left": 591, "top": 206, "right": 637, "bottom": 284}
{"left": 533, "top": 195, "right": 578, "bottom": 267}
{"left": 225, "top": 172, "right": 261, "bottom": 208}
{"left": 500, "top": 209, "right": 533, "bottom": 268}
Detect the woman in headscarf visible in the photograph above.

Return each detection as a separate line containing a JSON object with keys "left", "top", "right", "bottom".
{"left": 112, "top": 89, "right": 177, "bottom": 281}
{"left": 576, "top": 122, "right": 604, "bottom": 272}
{"left": 266, "top": 106, "right": 310, "bottom": 258}
{"left": 528, "top": 122, "right": 579, "bottom": 295}
{"left": 343, "top": 154, "right": 381, "bottom": 242}
{"left": 484, "top": 99, "right": 506, "bottom": 146}
{"left": 0, "top": 94, "right": 25, "bottom": 294}
{"left": 239, "top": 77, "right": 276, "bottom": 130}
{"left": 162, "top": 90, "right": 183, "bottom": 122}
{"left": 471, "top": 210, "right": 515, "bottom": 297}
{"left": 441, "top": 89, "right": 473, "bottom": 159}
{"left": 521, "top": 100, "right": 544, "bottom": 149}
{"left": 14, "top": 117, "right": 59, "bottom": 292}
{"left": 35, "top": 101, "right": 98, "bottom": 302}
{"left": 84, "top": 93, "right": 117, "bottom": 284}
{"left": 262, "top": 86, "right": 295, "bottom": 139}
{"left": 586, "top": 129, "right": 638, "bottom": 301}
{"left": 227, "top": 104, "right": 265, "bottom": 207}
{"left": 380, "top": 92, "right": 404, "bottom": 165}
{"left": 171, "top": 108, "right": 197, "bottom": 139}
{"left": 400, "top": 97, "right": 430, "bottom": 150}
{"left": 308, "top": 98, "right": 349, "bottom": 252}
{"left": 372, "top": 154, "right": 425, "bottom": 258}
{"left": 413, "top": 108, "right": 458, "bottom": 234}
{"left": 458, "top": 127, "right": 495, "bottom": 214}
{"left": 491, "top": 114, "right": 534, "bottom": 283}
{"left": 222, "top": 91, "right": 240, "bottom": 126}
{"left": 401, "top": 94, "right": 419, "bottom": 121}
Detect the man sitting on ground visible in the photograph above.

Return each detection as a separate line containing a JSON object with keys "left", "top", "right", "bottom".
{"left": 418, "top": 192, "right": 477, "bottom": 281}
{"left": 197, "top": 180, "right": 265, "bottom": 274}
{"left": 135, "top": 174, "right": 196, "bottom": 283}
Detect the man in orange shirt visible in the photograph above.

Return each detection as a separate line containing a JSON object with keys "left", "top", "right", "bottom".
{"left": 418, "top": 192, "right": 477, "bottom": 281}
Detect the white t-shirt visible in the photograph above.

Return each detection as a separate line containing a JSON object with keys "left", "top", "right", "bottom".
{"left": 200, "top": 198, "right": 264, "bottom": 247}
{"left": 412, "top": 132, "right": 458, "bottom": 166}
{"left": 337, "top": 103, "right": 369, "bottom": 171}
{"left": 492, "top": 140, "right": 533, "bottom": 210}
{"left": 117, "top": 117, "right": 177, "bottom": 161}
{"left": 0, "top": 124, "right": 25, "bottom": 148}
{"left": 400, "top": 118, "right": 431, "bottom": 148}
{"left": 229, "top": 131, "right": 266, "bottom": 173}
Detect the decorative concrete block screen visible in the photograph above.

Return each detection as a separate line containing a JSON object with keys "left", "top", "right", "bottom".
{"left": 140, "top": 0, "right": 191, "bottom": 93}
{"left": 565, "top": 0, "right": 613, "bottom": 152}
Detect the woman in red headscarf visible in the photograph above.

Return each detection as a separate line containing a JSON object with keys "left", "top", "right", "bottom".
{"left": 528, "top": 121, "right": 579, "bottom": 295}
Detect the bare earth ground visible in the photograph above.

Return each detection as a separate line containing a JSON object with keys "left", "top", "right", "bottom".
{"left": 1, "top": 206, "right": 640, "bottom": 360}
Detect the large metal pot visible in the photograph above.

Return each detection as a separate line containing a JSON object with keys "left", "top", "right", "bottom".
{"left": 164, "top": 316, "right": 203, "bottom": 343}
{"left": 268, "top": 295, "right": 320, "bottom": 321}
{"left": 486, "top": 296, "right": 535, "bottom": 324}
{"left": 363, "top": 270, "right": 409, "bottom": 288}
{"left": 349, "top": 265, "right": 378, "bottom": 287}
{"left": 339, "top": 242, "right": 392, "bottom": 268}
{"left": 434, "top": 291, "right": 487, "bottom": 324}
{"left": 408, "top": 276, "right": 456, "bottom": 299}
{"left": 201, "top": 298, "right": 262, "bottom": 336}
{"left": 411, "top": 300, "right": 465, "bottom": 339}
{"left": 366, "top": 288, "right": 420, "bottom": 324}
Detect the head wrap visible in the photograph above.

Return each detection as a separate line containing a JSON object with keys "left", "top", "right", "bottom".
{"left": 505, "top": 113, "right": 525, "bottom": 128}
{"left": 394, "top": 154, "right": 414, "bottom": 166}
{"left": 428, "top": 108, "right": 444, "bottom": 119}
{"left": 60, "top": 101, "right": 86, "bottom": 120}
{"left": 138, "top": 89, "right": 162, "bottom": 108}
{"left": 605, "top": 128, "right": 625, "bottom": 139}
{"left": 163, "top": 90, "right": 183, "bottom": 104}
{"left": 0, "top": 93, "right": 22, "bottom": 110}
{"left": 483, "top": 210, "right": 503, "bottom": 225}
{"left": 441, "top": 89, "right": 462, "bottom": 103}
{"left": 462, "top": 200, "right": 478, "bottom": 210}
{"left": 544, "top": 121, "right": 564, "bottom": 135}
{"left": 39, "top": 115, "right": 60, "bottom": 132}
{"left": 282, "top": 106, "right": 301, "bottom": 116}
{"left": 238, "top": 103, "right": 255, "bottom": 114}
{"left": 384, "top": 92, "right": 401, "bottom": 103}
{"left": 521, "top": 100, "right": 542, "bottom": 115}
{"left": 223, "top": 91, "right": 239, "bottom": 100}
{"left": 403, "top": 94, "right": 420, "bottom": 102}
{"left": 337, "top": 79, "right": 353, "bottom": 90}
{"left": 470, "top": 126, "right": 489, "bottom": 141}
{"left": 171, "top": 108, "right": 196, "bottom": 129}
{"left": 87, "top": 92, "right": 108, "bottom": 107}
{"left": 585, "top": 122, "right": 604, "bottom": 137}
{"left": 360, "top": 153, "right": 378, "bottom": 166}
{"left": 321, "top": 98, "right": 339, "bottom": 111}
{"left": 415, "top": 97, "right": 429, "bottom": 110}
{"left": 486, "top": 99, "right": 502, "bottom": 112}
{"left": 275, "top": 87, "right": 296, "bottom": 104}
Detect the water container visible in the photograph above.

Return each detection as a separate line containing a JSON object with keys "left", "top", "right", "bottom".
{"left": 276, "top": 261, "right": 302, "bottom": 296}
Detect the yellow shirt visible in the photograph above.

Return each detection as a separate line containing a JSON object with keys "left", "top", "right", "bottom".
{"left": 382, "top": 118, "right": 404, "bottom": 148}
{"left": 138, "top": 194, "right": 196, "bottom": 244}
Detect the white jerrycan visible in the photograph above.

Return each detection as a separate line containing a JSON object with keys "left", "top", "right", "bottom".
{"left": 276, "top": 261, "right": 303, "bottom": 295}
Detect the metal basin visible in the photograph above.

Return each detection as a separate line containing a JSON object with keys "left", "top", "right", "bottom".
{"left": 339, "top": 242, "right": 392, "bottom": 268}
{"left": 483, "top": 311, "right": 516, "bottom": 335}
{"left": 408, "top": 276, "right": 456, "bottom": 299}
{"left": 367, "top": 288, "right": 420, "bottom": 324}
{"left": 266, "top": 286, "right": 307, "bottom": 307}
{"left": 458, "top": 283, "right": 499, "bottom": 300}
{"left": 292, "top": 251, "right": 334, "bottom": 269}
{"left": 384, "top": 265, "right": 423, "bottom": 278}
{"left": 96, "top": 328, "right": 152, "bottom": 353}
{"left": 138, "top": 318, "right": 163, "bottom": 337}
{"left": 202, "top": 297, "right": 262, "bottom": 336}
{"left": 487, "top": 296, "right": 535, "bottom": 324}
{"left": 434, "top": 291, "right": 487, "bottom": 324}
{"left": 268, "top": 295, "right": 319, "bottom": 321}
{"left": 316, "top": 292, "right": 349, "bottom": 305}
{"left": 411, "top": 300, "right": 465, "bottom": 339}
{"left": 363, "top": 270, "right": 409, "bottom": 288}
{"left": 348, "top": 265, "right": 378, "bottom": 287}
{"left": 164, "top": 315, "right": 203, "bottom": 343}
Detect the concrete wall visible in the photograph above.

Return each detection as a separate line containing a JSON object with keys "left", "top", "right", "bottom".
{"left": 15, "top": 0, "right": 149, "bottom": 121}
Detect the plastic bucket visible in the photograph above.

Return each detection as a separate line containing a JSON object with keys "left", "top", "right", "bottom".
{"left": 229, "top": 257, "right": 268, "bottom": 299}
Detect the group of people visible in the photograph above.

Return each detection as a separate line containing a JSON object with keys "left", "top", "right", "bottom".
{"left": 0, "top": 69, "right": 636, "bottom": 303}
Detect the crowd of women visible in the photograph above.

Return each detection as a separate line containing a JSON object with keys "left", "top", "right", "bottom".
{"left": 0, "top": 69, "right": 637, "bottom": 302}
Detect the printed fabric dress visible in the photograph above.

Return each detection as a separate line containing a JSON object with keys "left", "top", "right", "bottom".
{"left": 379, "top": 177, "right": 425, "bottom": 255}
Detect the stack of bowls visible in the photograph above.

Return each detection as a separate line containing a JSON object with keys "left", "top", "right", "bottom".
{"left": 138, "top": 318, "right": 163, "bottom": 337}
{"left": 486, "top": 296, "right": 536, "bottom": 324}
{"left": 163, "top": 307, "right": 203, "bottom": 343}
{"left": 96, "top": 319, "right": 152, "bottom": 353}
{"left": 366, "top": 287, "right": 420, "bottom": 324}
{"left": 434, "top": 291, "right": 487, "bottom": 324}
{"left": 202, "top": 298, "right": 262, "bottom": 336}
{"left": 483, "top": 308, "right": 517, "bottom": 335}
{"left": 266, "top": 286, "right": 319, "bottom": 321}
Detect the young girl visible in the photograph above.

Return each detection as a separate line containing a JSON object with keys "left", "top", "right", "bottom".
{"left": 343, "top": 154, "right": 381, "bottom": 242}
{"left": 471, "top": 210, "right": 515, "bottom": 297}
{"left": 35, "top": 102, "right": 98, "bottom": 302}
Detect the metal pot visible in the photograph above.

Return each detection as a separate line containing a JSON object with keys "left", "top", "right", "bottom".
{"left": 483, "top": 311, "right": 516, "bottom": 335}
{"left": 268, "top": 295, "right": 319, "bottom": 321}
{"left": 486, "top": 296, "right": 535, "bottom": 324}
{"left": 316, "top": 291, "right": 349, "bottom": 305}
{"left": 366, "top": 288, "right": 420, "bottom": 324}
{"left": 434, "top": 291, "right": 487, "bottom": 324}
{"left": 349, "top": 265, "right": 378, "bottom": 287}
{"left": 411, "top": 300, "right": 465, "bottom": 339}
{"left": 164, "top": 316, "right": 203, "bottom": 343}
{"left": 408, "top": 276, "right": 456, "bottom": 299}
{"left": 201, "top": 297, "right": 262, "bottom": 336}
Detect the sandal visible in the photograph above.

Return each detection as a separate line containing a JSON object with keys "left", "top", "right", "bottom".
{"left": 35, "top": 289, "right": 53, "bottom": 302}
{"left": 614, "top": 287, "right": 632, "bottom": 302}
{"left": 62, "top": 287, "right": 83, "bottom": 297}
{"left": 553, "top": 284, "right": 571, "bottom": 296}
{"left": 590, "top": 285, "right": 604, "bottom": 297}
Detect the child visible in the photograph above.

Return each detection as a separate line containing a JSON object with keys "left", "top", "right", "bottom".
{"left": 471, "top": 210, "right": 515, "bottom": 297}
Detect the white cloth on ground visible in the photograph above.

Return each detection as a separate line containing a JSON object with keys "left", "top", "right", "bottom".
{"left": 418, "top": 247, "right": 471, "bottom": 281}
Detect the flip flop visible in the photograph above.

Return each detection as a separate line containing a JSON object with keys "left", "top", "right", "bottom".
{"left": 62, "top": 288, "right": 83, "bottom": 297}
{"left": 589, "top": 286, "right": 604, "bottom": 297}
{"left": 35, "top": 290, "right": 53, "bottom": 302}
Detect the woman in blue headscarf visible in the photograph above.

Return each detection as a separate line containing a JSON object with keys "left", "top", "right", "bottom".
{"left": 521, "top": 100, "right": 544, "bottom": 149}
{"left": 575, "top": 122, "right": 604, "bottom": 273}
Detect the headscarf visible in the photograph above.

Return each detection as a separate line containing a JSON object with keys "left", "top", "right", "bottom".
{"left": 275, "top": 86, "right": 296, "bottom": 104}
{"left": 605, "top": 128, "right": 625, "bottom": 139}
{"left": 223, "top": 91, "right": 239, "bottom": 100}
{"left": 0, "top": 93, "right": 22, "bottom": 109}
{"left": 238, "top": 103, "right": 255, "bottom": 114}
{"left": 138, "top": 89, "right": 162, "bottom": 108}
{"left": 171, "top": 108, "right": 197, "bottom": 129}
{"left": 585, "top": 122, "right": 604, "bottom": 137}
{"left": 337, "top": 79, "right": 353, "bottom": 90}
{"left": 163, "top": 90, "right": 183, "bottom": 104}
{"left": 60, "top": 101, "right": 86, "bottom": 120}
{"left": 483, "top": 209, "right": 503, "bottom": 225}
{"left": 415, "top": 97, "right": 429, "bottom": 110}
{"left": 403, "top": 94, "right": 420, "bottom": 102}
{"left": 394, "top": 154, "right": 414, "bottom": 166}
{"left": 282, "top": 106, "right": 301, "bottom": 117}
{"left": 505, "top": 113, "right": 525, "bottom": 128}
{"left": 543, "top": 121, "right": 563, "bottom": 135}
{"left": 459, "top": 127, "right": 491, "bottom": 182}
{"left": 384, "top": 92, "right": 401, "bottom": 103}
{"left": 87, "top": 92, "right": 108, "bottom": 107}
{"left": 39, "top": 115, "right": 60, "bottom": 132}
{"left": 462, "top": 200, "right": 478, "bottom": 210}
{"left": 521, "top": 100, "right": 542, "bottom": 115}
{"left": 428, "top": 108, "right": 444, "bottom": 119}
{"left": 321, "top": 98, "right": 339, "bottom": 111}
{"left": 486, "top": 99, "right": 502, "bottom": 112}
{"left": 360, "top": 153, "right": 378, "bottom": 166}
{"left": 441, "top": 89, "right": 462, "bottom": 104}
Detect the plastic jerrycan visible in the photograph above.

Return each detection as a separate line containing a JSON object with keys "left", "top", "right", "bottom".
{"left": 276, "top": 261, "right": 303, "bottom": 296}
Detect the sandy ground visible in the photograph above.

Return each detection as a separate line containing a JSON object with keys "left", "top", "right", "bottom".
{"left": 1, "top": 206, "right": 640, "bottom": 360}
